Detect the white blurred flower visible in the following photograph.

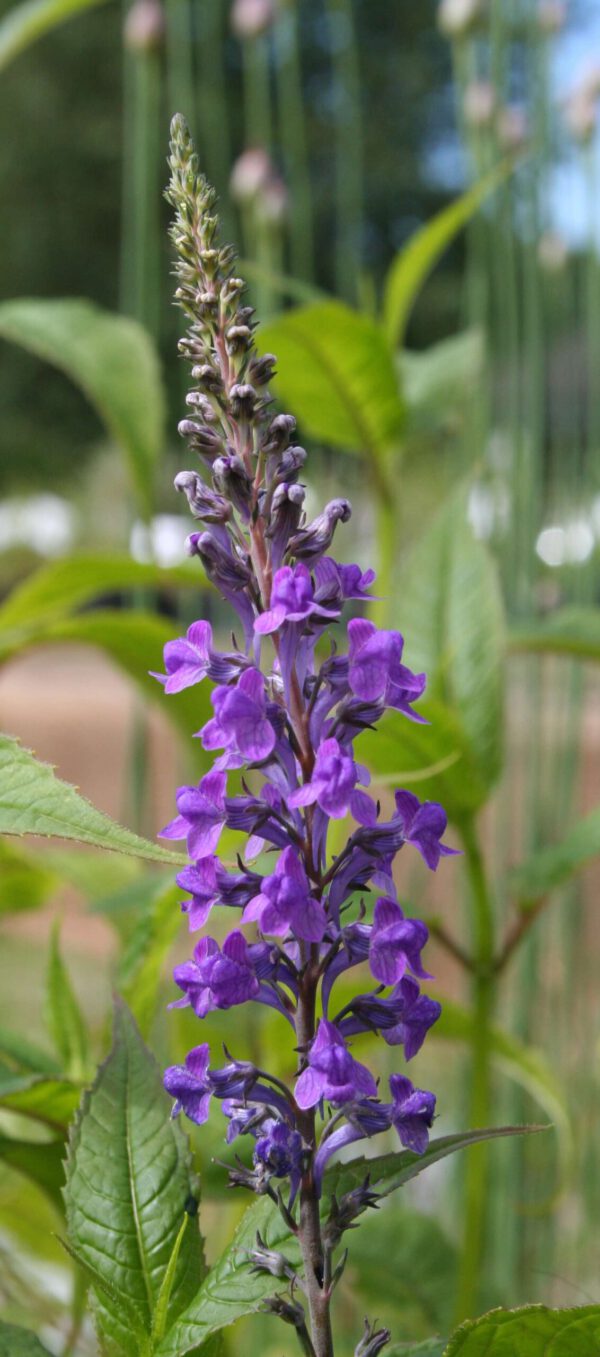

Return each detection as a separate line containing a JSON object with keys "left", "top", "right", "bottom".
{"left": 0, "top": 494, "right": 76, "bottom": 557}
{"left": 255, "top": 175, "right": 289, "bottom": 226}
{"left": 130, "top": 515, "right": 189, "bottom": 567}
{"left": 123, "top": 0, "right": 165, "bottom": 52}
{"left": 538, "top": 231, "right": 568, "bottom": 272}
{"left": 230, "top": 147, "right": 274, "bottom": 204}
{"left": 463, "top": 81, "right": 496, "bottom": 129}
{"left": 230, "top": 0, "right": 277, "bottom": 39}
{"left": 536, "top": 519, "right": 595, "bottom": 567}
{"left": 497, "top": 104, "right": 528, "bottom": 152}
{"left": 438, "top": 0, "right": 482, "bottom": 38}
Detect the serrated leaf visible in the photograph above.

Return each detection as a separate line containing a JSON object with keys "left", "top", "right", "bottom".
{"left": 0, "top": 1322, "right": 53, "bottom": 1356}
{"left": 443, "top": 1305, "right": 600, "bottom": 1355}
{"left": 58, "top": 1235, "right": 149, "bottom": 1346}
{"left": 509, "top": 607, "right": 600, "bottom": 663}
{"left": 507, "top": 805, "right": 600, "bottom": 905}
{"left": 156, "top": 1194, "right": 301, "bottom": 1356}
{"left": 44, "top": 610, "right": 214, "bottom": 753}
{"left": 0, "top": 0, "right": 108, "bottom": 72}
{"left": 0, "top": 300, "right": 165, "bottom": 516}
{"left": 257, "top": 300, "right": 404, "bottom": 459}
{"left": 118, "top": 882, "right": 182, "bottom": 1036}
{"left": 0, "top": 553, "right": 200, "bottom": 659}
{"left": 327, "top": 1125, "right": 546, "bottom": 1204}
{"left": 0, "top": 733, "right": 187, "bottom": 865}
{"left": 398, "top": 493, "right": 504, "bottom": 790}
{"left": 383, "top": 168, "right": 507, "bottom": 350}
{"left": 0, "top": 1072, "right": 80, "bottom": 1130}
{"left": 45, "top": 922, "right": 90, "bottom": 1079}
{"left": 0, "top": 1133, "right": 65, "bottom": 1211}
{"left": 65, "top": 1000, "right": 206, "bottom": 1356}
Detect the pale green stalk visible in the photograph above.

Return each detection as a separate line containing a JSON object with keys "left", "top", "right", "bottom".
{"left": 274, "top": 1, "right": 314, "bottom": 280}
{"left": 324, "top": 0, "right": 363, "bottom": 302}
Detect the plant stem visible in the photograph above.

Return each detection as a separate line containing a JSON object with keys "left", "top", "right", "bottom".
{"left": 296, "top": 959, "right": 334, "bottom": 1357}
{"left": 372, "top": 476, "right": 399, "bottom": 626}
{"left": 454, "top": 814, "right": 496, "bottom": 1323}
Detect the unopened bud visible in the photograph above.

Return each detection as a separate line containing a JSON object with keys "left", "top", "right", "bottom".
{"left": 248, "top": 352, "right": 277, "bottom": 387}
{"left": 355, "top": 1318, "right": 391, "bottom": 1357}
{"left": 261, "top": 412, "right": 296, "bottom": 456}
{"left": 229, "top": 383, "right": 258, "bottom": 418}
{"left": 250, "top": 1232, "right": 297, "bottom": 1280}
{"left": 123, "top": 0, "right": 165, "bottom": 51}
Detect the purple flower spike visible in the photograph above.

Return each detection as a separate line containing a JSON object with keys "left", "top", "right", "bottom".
{"left": 394, "top": 790, "right": 460, "bottom": 871}
{"left": 381, "top": 977, "right": 442, "bottom": 1059}
{"left": 369, "top": 897, "right": 432, "bottom": 985}
{"left": 164, "top": 1044, "right": 212, "bottom": 1124}
{"left": 172, "top": 931, "right": 261, "bottom": 1016}
{"left": 389, "top": 1073, "right": 436, "bottom": 1154}
{"left": 254, "top": 1118, "right": 305, "bottom": 1203}
{"left": 254, "top": 563, "right": 339, "bottom": 634}
{"left": 177, "top": 855, "right": 220, "bottom": 929}
{"left": 243, "top": 846, "right": 328, "bottom": 942}
{"left": 347, "top": 618, "right": 426, "bottom": 718}
{"left": 160, "top": 769, "right": 227, "bottom": 859}
{"left": 289, "top": 737, "right": 375, "bottom": 824}
{"left": 200, "top": 667, "right": 276, "bottom": 764}
{"left": 295, "top": 1019, "right": 377, "bottom": 1109}
{"left": 153, "top": 619, "right": 214, "bottom": 693}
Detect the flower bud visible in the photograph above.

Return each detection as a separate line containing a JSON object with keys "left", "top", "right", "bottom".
{"left": 229, "top": 383, "right": 258, "bottom": 418}
{"left": 230, "top": 147, "right": 274, "bottom": 205}
{"left": 177, "top": 420, "right": 224, "bottom": 461}
{"left": 261, "top": 412, "right": 296, "bottom": 456}
{"left": 288, "top": 498, "right": 352, "bottom": 565}
{"left": 250, "top": 1232, "right": 297, "bottom": 1280}
{"left": 123, "top": 0, "right": 165, "bottom": 51}
{"left": 355, "top": 1319, "right": 391, "bottom": 1357}
{"left": 213, "top": 454, "right": 254, "bottom": 519}
{"left": 248, "top": 352, "right": 277, "bottom": 387}
{"left": 174, "top": 470, "right": 232, "bottom": 524}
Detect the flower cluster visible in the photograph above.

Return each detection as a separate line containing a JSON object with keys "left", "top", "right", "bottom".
{"left": 159, "top": 116, "right": 457, "bottom": 1352}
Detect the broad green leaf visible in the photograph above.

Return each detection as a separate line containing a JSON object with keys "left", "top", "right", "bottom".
{"left": 388, "top": 1343, "right": 446, "bottom": 1356}
{"left": 358, "top": 697, "right": 489, "bottom": 821}
{"left": 118, "top": 882, "right": 182, "bottom": 1036}
{"left": 0, "top": 299, "right": 165, "bottom": 516}
{"left": 397, "top": 493, "right": 504, "bottom": 789}
{"left": 0, "top": 0, "right": 108, "bottom": 71}
{"left": 0, "top": 1072, "right": 80, "bottom": 1130}
{"left": 45, "top": 922, "right": 90, "bottom": 1080}
{"left": 257, "top": 300, "right": 404, "bottom": 459}
{"left": 508, "top": 805, "right": 600, "bottom": 906}
{"left": 0, "top": 733, "right": 187, "bottom": 865}
{"left": 401, "top": 330, "right": 484, "bottom": 431}
{"left": 44, "top": 609, "right": 214, "bottom": 752}
{"left": 0, "top": 1133, "right": 65, "bottom": 1212}
{"left": 58, "top": 1235, "right": 149, "bottom": 1345}
{"left": 156, "top": 1195, "right": 301, "bottom": 1357}
{"left": 444, "top": 1305, "right": 600, "bottom": 1355}
{"left": 0, "top": 552, "right": 200, "bottom": 658}
{"left": 509, "top": 607, "right": 600, "bottom": 663}
{"left": 383, "top": 168, "right": 507, "bottom": 350}
{"left": 0, "top": 1323, "right": 53, "bottom": 1357}
{"left": 0, "top": 839, "right": 57, "bottom": 916}
{"left": 327, "top": 1125, "right": 545, "bottom": 1204}
{"left": 65, "top": 1000, "right": 206, "bottom": 1356}
{"left": 43, "top": 844, "right": 143, "bottom": 903}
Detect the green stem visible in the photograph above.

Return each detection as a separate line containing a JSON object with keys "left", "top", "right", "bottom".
{"left": 454, "top": 814, "right": 496, "bottom": 1323}
{"left": 372, "top": 476, "right": 399, "bottom": 626}
{"left": 324, "top": 0, "right": 363, "bottom": 302}
{"left": 274, "top": 2, "right": 314, "bottom": 280}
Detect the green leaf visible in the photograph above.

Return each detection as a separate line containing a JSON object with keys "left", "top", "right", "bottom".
{"left": 65, "top": 1000, "right": 206, "bottom": 1356}
{"left": 0, "top": 1023, "right": 61, "bottom": 1075}
{"left": 45, "top": 922, "right": 90, "bottom": 1079}
{"left": 118, "top": 881, "right": 182, "bottom": 1036}
{"left": 156, "top": 1195, "right": 301, "bottom": 1357}
{"left": 0, "top": 0, "right": 107, "bottom": 71}
{"left": 0, "top": 299, "right": 165, "bottom": 515}
{"left": 0, "top": 1133, "right": 65, "bottom": 1212}
{"left": 349, "top": 1205, "right": 456, "bottom": 1335}
{"left": 44, "top": 609, "right": 214, "bottom": 753}
{"left": 327, "top": 1125, "right": 546, "bottom": 1204}
{"left": 0, "top": 733, "right": 187, "bottom": 865}
{"left": 508, "top": 805, "right": 600, "bottom": 906}
{"left": 400, "top": 330, "right": 484, "bottom": 432}
{"left": 0, "top": 1322, "right": 53, "bottom": 1356}
{"left": 388, "top": 1343, "right": 446, "bottom": 1357}
{"left": 358, "top": 697, "right": 489, "bottom": 821}
{"left": 397, "top": 493, "right": 504, "bottom": 790}
{"left": 0, "top": 1072, "right": 80, "bottom": 1130}
{"left": 257, "top": 300, "right": 404, "bottom": 459}
{"left": 0, "top": 552, "right": 200, "bottom": 659}
{"left": 443, "top": 1305, "right": 600, "bottom": 1355}
{"left": 58, "top": 1235, "right": 149, "bottom": 1345}
{"left": 383, "top": 168, "right": 507, "bottom": 350}
{"left": 0, "top": 839, "right": 57, "bottom": 916}
{"left": 508, "top": 607, "right": 600, "bottom": 663}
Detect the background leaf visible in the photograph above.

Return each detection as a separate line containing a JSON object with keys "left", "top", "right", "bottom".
{"left": 0, "top": 839, "right": 57, "bottom": 916}
{"left": 509, "top": 608, "right": 600, "bottom": 663}
{"left": 507, "top": 805, "right": 600, "bottom": 906}
{"left": 388, "top": 1343, "right": 446, "bottom": 1357}
{"left": 257, "top": 299, "right": 405, "bottom": 459}
{"left": 45, "top": 922, "right": 90, "bottom": 1079}
{"left": 0, "top": 299, "right": 165, "bottom": 515}
{"left": 0, "top": 0, "right": 107, "bottom": 71}
{"left": 0, "top": 1072, "right": 80, "bottom": 1131}
{"left": 65, "top": 1000, "right": 206, "bottom": 1355}
{"left": 0, "top": 1322, "right": 53, "bottom": 1356}
{"left": 0, "top": 1134, "right": 65, "bottom": 1212}
{"left": 347, "top": 1205, "right": 456, "bottom": 1337}
{"left": 118, "top": 881, "right": 182, "bottom": 1036}
{"left": 358, "top": 697, "right": 489, "bottom": 821}
{"left": 443, "top": 1305, "right": 600, "bottom": 1355}
{"left": 0, "top": 733, "right": 187, "bottom": 864}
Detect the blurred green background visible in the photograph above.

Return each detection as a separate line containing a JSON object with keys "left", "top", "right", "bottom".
{"left": 1, "top": 0, "right": 600, "bottom": 1353}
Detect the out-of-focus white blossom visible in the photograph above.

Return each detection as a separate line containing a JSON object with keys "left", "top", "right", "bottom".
{"left": 230, "top": 0, "right": 277, "bottom": 39}
{"left": 463, "top": 81, "right": 496, "bottom": 129}
{"left": 255, "top": 175, "right": 289, "bottom": 226}
{"left": 538, "top": 232, "right": 568, "bottom": 272}
{"left": 230, "top": 147, "right": 274, "bottom": 204}
{"left": 438, "top": 0, "right": 482, "bottom": 38}
{"left": 123, "top": 0, "right": 165, "bottom": 52}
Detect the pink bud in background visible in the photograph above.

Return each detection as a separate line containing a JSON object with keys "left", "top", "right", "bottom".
{"left": 123, "top": 0, "right": 165, "bottom": 51}
{"left": 463, "top": 80, "right": 496, "bottom": 129}
{"left": 538, "top": 232, "right": 569, "bottom": 273}
{"left": 256, "top": 175, "right": 289, "bottom": 226}
{"left": 497, "top": 104, "right": 528, "bottom": 152}
{"left": 229, "top": 147, "right": 274, "bottom": 204}
{"left": 230, "top": 0, "right": 277, "bottom": 40}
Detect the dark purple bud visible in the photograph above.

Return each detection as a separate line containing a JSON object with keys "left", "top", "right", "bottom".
{"left": 355, "top": 1318, "right": 391, "bottom": 1357}
{"left": 250, "top": 1232, "right": 299, "bottom": 1281}
{"left": 322, "top": 1176, "right": 380, "bottom": 1250}
{"left": 186, "top": 390, "right": 218, "bottom": 421}
{"left": 248, "top": 351, "right": 277, "bottom": 387}
{"left": 174, "top": 470, "right": 231, "bottom": 523}
{"left": 191, "top": 362, "right": 224, "bottom": 395}
{"left": 213, "top": 454, "right": 254, "bottom": 518}
{"left": 388, "top": 1074, "right": 436, "bottom": 1154}
{"left": 178, "top": 420, "right": 224, "bottom": 461}
{"left": 226, "top": 324, "right": 252, "bottom": 354}
{"left": 288, "top": 498, "right": 352, "bottom": 566}
{"left": 229, "top": 382, "right": 258, "bottom": 418}
{"left": 187, "top": 530, "right": 252, "bottom": 589}
{"left": 261, "top": 412, "right": 296, "bottom": 456}
{"left": 261, "top": 1295, "right": 310, "bottom": 1336}
{"left": 265, "top": 482, "right": 306, "bottom": 569}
